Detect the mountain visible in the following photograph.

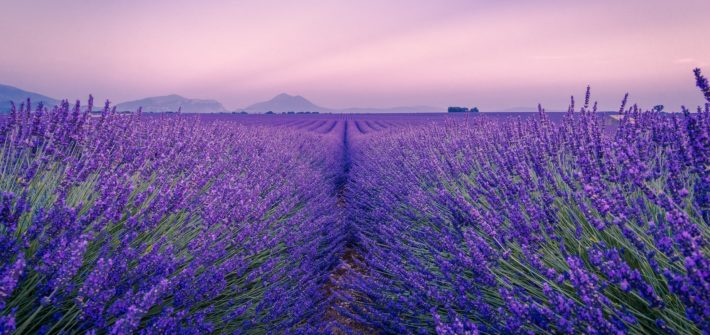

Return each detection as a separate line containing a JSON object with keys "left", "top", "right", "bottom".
{"left": 242, "top": 93, "right": 331, "bottom": 113}
{"left": 1, "top": 85, "right": 445, "bottom": 114}
{"left": 116, "top": 94, "right": 227, "bottom": 113}
{"left": 0, "top": 84, "right": 59, "bottom": 112}
{"left": 241, "top": 93, "right": 442, "bottom": 114}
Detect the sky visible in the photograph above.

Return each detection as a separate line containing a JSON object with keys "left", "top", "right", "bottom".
{"left": 1, "top": 0, "right": 709, "bottom": 111}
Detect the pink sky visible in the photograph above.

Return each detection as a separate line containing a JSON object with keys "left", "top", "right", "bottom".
{"left": 1, "top": 0, "right": 709, "bottom": 111}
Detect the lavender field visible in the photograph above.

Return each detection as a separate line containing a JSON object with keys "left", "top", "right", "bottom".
{"left": 0, "top": 73, "right": 709, "bottom": 335}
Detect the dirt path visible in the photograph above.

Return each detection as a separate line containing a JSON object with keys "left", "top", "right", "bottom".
{"left": 323, "top": 120, "right": 374, "bottom": 334}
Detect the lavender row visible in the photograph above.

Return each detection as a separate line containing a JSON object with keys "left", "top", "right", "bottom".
{"left": 0, "top": 99, "right": 346, "bottom": 334}
{"left": 345, "top": 93, "right": 709, "bottom": 333}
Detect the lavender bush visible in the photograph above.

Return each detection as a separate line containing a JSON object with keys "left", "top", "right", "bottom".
{"left": 1, "top": 69, "right": 708, "bottom": 335}
{"left": 0, "top": 99, "right": 346, "bottom": 334}
{"left": 345, "top": 84, "right": 708, "bottom": 334}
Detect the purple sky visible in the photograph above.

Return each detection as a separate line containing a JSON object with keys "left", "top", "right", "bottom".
{"left": 1, "top": 0, "right": 709, "bottom": 111}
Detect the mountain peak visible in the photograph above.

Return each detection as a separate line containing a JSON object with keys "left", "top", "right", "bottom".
{"left": 244, "top": 93, "right": 327, "bottom": 113}
{"left": 272, "top": 93, "right": 308, "bottom": 101}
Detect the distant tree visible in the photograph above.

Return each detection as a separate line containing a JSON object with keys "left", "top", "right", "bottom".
{"left": 448, "top": 106, "right": 469, "bottom": 113}
{"left": 652, "top": 105, "right": 664, "bottom": 112}
{"left": 265, "top": 111, "right": 274, "bottom": 114}
{"left": 239, "top": 111, "right": 248, "bottom": 114}
{"left": 448, "top": 106, "right": 479, "bottom": 113}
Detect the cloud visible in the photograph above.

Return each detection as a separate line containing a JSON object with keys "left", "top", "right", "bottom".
{"left": 673, "top": 58, "right": 708, "bottom": 68}
{"left": 674, "top": 58, "right": 696, "bottom": 64}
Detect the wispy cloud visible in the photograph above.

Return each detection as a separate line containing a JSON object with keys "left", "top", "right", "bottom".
{"left": 674, "top": 58, "right": 696, "bottom": 64}
{"left": 674, "top": 58, "right": 708, "bottom": 68}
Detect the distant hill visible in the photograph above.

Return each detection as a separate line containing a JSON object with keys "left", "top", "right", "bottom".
{"left": 116, "top": 94, "right": 227, "bottom": 113}
{"left": 242, "top": 93, "right": 331, "bottom": 113}
{"left": 1, "top": 85, "right": 445, "bottom": 114}
{"left": 0, "top": 84, "right": 59, "bottom": 112}
{"left": 241, "top": 93, "right": 442, "bottom": 114}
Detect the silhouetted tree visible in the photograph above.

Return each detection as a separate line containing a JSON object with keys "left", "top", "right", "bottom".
{"left": 448, "top": 106, "right": 478, "bottom": 113}
{"left": 448, "top": 106, "right": 468, "bottom": 113}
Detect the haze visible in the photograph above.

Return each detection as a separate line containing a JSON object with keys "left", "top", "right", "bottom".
{"left": 1, "top": 0, "right": 709, "bottom": 111}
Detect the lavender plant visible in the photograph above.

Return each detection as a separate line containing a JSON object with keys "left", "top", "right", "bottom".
{"left": 1, "top": 70, "right": 708, "bottom": 335}
{"left": 345, "top": 86, "right": 708, "bottom": 333}
{"left": 0, "top": 99, "right": 346, "bottom": 334}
